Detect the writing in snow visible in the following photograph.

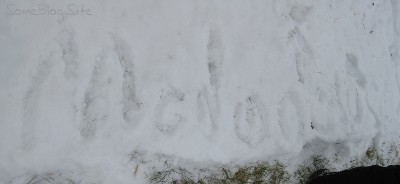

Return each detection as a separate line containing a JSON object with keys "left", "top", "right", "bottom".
{"left": 6, "top": 4, "right": 92, "bottom": 16}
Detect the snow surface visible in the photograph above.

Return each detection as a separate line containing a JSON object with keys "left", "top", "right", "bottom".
{"left": 1, "top": 0, "right": 400, "bottom": 183}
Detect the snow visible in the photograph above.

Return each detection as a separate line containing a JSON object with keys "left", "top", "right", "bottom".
{"left": 1, "top": 0, "right": 400, "bottom": 183}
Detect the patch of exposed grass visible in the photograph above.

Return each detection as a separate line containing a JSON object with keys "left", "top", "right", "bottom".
{"left": 294, "top": 155, "right": 330, "bottom": 184}
{"left": 148, "top": 162, "right": 289, "bottom": 184}
{"left": 366, "top": 147, "right": 376, "bottom": 160}
{"left": 219, "top": 162, "right": 289, "bottom": 184}
{"left": 149, "top": 167, "right": 195, "bottom": 184}
{"left": 349, "top": 146, "right": 385, "bottom": 168}
{"left": 147, "top": 143, "right": 400, "bottom": 184}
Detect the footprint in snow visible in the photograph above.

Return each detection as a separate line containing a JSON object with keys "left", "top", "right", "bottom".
{"left": 154, "top": 88, "right": 185, "bottom": 134}
{"left": 233, "top": 95, "right": 269, "bottom": 147}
